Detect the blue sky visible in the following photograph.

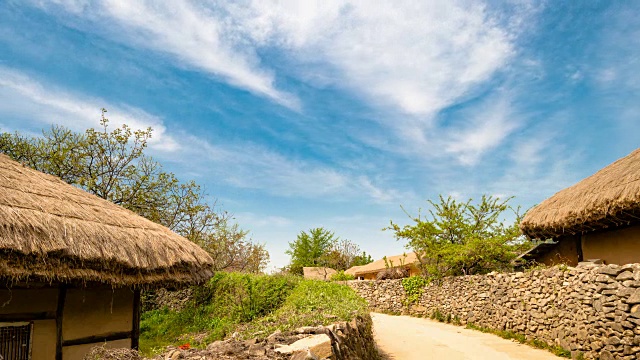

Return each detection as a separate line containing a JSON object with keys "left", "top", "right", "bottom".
{"left": 1, "top": 1, "right": 639, "bottom": 270}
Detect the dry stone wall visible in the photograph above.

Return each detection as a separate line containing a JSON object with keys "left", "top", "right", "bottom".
{"left": 348, "top": 263, "right": 640, "bottom": 360}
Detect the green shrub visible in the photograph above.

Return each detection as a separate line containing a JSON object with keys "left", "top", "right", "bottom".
{"left": 401, "top": 276, "right": 428, "bottom": 305}
{"left": 139, "top": 274, "right": 369, "bottom": 355}
{"left": 139, "top": 272, "right": 299, "bottom": 355}
{"left": 330, "top": 270, "right": 355, "bottom": 281}
{"left": 240, "top": 280, "right": 368, "bottom": 338}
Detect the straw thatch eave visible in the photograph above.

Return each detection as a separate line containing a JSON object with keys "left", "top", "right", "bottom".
{"left": 353, "top": 252, "right": 419, "bottom": 276}
{"left": 0, "top": 154, "right": 213, "bottom": 287}
{"left": 520, "top": 148, "right": 640, "bottom": 240}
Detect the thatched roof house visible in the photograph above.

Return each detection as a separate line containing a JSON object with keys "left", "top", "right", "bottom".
{"left": 349, "top": 252, "right": 420, "bottom": 280}
{"left": 0, "top": 154, "right": 213, "bottom": 359}
{"left": 344, "top": 265, "right": 363, "bottom": 277}
{"left": 519, "top": 148, "right": 640, "bottom": 266}
{"left": 302, "top": 267, "right": 337, "bottom": 281}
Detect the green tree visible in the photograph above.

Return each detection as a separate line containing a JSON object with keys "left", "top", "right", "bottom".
{"left": 387, "top": 195, "right": 529, "bottom": 279}
{"left": 286, "top": 227, "right": 337, "bottom": 275}
{"left": 286, "top": 228, "right": 372, "bottom": 275}
{"left": 351, "top": 251, "right": 374, "bottom": 267}
{"left": 0, "top": 109, "right": 269, "bottom": 273}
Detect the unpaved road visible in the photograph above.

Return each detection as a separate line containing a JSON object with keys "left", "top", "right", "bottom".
{"left": 372, "top": 313, "right": 560, "bottom": 360}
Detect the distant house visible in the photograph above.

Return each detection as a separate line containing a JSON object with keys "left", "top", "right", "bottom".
{"left": 0, "top": 154, "right": 213, "bottom": 360}
{"left": 347, "top": 253, "right": 421, "bottom": 280}
{"left": 303, "top": 267, "right": 337, "bottom": 281}
{"left": 344, "top": 265, "right": 364, "bottom": 278}
{"left": 519, "top": 148, "right": 640, "bottom": 266}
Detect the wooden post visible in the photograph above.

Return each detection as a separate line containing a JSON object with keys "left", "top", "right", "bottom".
{"left": 576, "top": 235, "right": 584, "bottom": 262}
{"left": 131, "top": 289, "right": 141, "bottom": 350}
{"left": 55, "top": 285, "right": 67, "bottom": 360}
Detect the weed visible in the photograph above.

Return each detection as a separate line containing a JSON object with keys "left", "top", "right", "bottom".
{"left": 401, "top": 276, "right": 428, "bottom": 305}
{"left": 139, "top": 273, "right": 299, "bottom": 355}
{"left": 139, "top": 274, "right": 368, "bottom": 356}
{"left": 465, "top": 323, "right": 570, "bottom": 358}
{"left": 431, "top": 308, "right": 446, "bottom": 322}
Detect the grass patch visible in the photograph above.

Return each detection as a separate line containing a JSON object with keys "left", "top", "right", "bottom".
{"left": 466, "top": 323, "right": 571, "bottom": 358}
{"left": 139, "top": 274, "right": 368, "bottom": 356}
{"left": 140, "top": 272, "right": 299, "bottom": 355}
{"left": 239, "top": 280, "right": 369, "bottom": 339}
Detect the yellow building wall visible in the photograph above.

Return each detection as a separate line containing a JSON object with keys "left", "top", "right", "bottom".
{"left": 31, "top": 320, "right": 56, "bottom": 360}
{"left": 0, "top": 288, "right": 58, "bottom": 314}
{"left": 63, "top": 288, "right": 133, "bottom": 342}
{"left": 0, "top": 286, "right": 134, "bottom": 360}
{"left": 408, "top": 265, "right": 422, "bottom": 277}
{"left": 537, "top": 235, "right": 580, "bottom": 266}
{"left": 0, "top": 288, "right": 58, "bottom": 360}
{"left": 582, "top": 225, "right": 640, "bottom": 265}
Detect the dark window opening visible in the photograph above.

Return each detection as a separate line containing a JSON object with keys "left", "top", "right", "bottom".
{"left": 0, "top": 323, "right": 32, "bottom": 360}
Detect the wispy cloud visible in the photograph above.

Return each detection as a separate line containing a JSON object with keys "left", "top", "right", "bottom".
{"left": 238, "top": 1, "right": 515, "bottom": 116}
{"left": 31, "top": 1, "right": 529, "bottom": 123}
{"left": 234, "top": 212, "right": 293, "bottom": 229}
{"left": 444, "top": 96, "right": 520, "bottom": 165}
{"left": 0, "top": 66, "right": 404, "bottom": 203}
{"left": 182, "top": 135, "right": 408, "bottom": 202}
{"left": 30, "top": 0, "right": 300, "bottom": 109}
{"left": 0, "top": 66, "right": 180, "bottom": 151}
{"left": 22, "top": 0, "right": 547, "bottom": 170}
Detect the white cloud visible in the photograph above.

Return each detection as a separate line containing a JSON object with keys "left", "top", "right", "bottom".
{"left": 34, "top": 1, "right": 522, "bottom": 118}
{"left": 182, "top": 135, "right": 407, "bottom": 202}
{"left": 444, "top": 96, "right": 519, "bottom": 165}
{"left": 31, "top": 0, "right": 300, "bottom": 109}
{"left": 234, "top": 212, "right": 293, "bottom": 228}
{"left": 239, "top": 0, "right": 515, "bottom": 118}
{"left": 0, "top": 66, "right": 179, "bottom": 151}
{"left": 0, "top": 66, "right": 404, "bottom": 203}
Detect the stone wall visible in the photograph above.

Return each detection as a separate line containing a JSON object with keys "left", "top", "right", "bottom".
{"left": 348, "top": 263, "right": 640, "bottom": 360}
{"left": 143, "top": 314, "right": 379, "bottom": 360}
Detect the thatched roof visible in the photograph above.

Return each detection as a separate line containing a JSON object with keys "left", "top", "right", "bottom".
{"left": 0, "top": 154, "right": 213, "bottom": 287}
{"left": 344, "top": 265, "right": 363, "bottom": 277}
{"left": 302, "top": 267, "right": 337, "bottom": 281}
{"left": 353, "top": 252, "right": 419, "bottom": 276}
{"left": 520, "top": 148, "right": 640, "bottom": 239}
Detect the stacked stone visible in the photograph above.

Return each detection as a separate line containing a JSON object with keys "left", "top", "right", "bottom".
{"left": 153, "top": 315, "right": 379, "bottom": 360}
{"left": 347, "top": 280, "right": 407, "bottom": 314}
{"left": 348, "top": 264, "right": 640, "bottom": 360}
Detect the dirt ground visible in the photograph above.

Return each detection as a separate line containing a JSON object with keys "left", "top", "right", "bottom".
{"left": 372, "top": 313, "right": 561, "bottom": 360}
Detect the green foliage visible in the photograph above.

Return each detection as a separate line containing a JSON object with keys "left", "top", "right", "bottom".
{"left": 430, "top": 308, "right": 446, "bottom": 322}
{"left": 286, "top": 228, "right": 373, "bottom": 275}
{"left": 0, "top": 110, "right": 269, "bottom": 272}
{"left": 351, "top": 251, "right": 374, "bottom": 267}
{"left": 387, "top": 195, "right": 530, "bottom": 278}
{"left": 330, "top": 270, "right": 355, "bottom": 281}
{"left": 140, "top": 273, "right": 299, "bottom": 354}
{"left": 240, "top": 280, "right": 368, "bottom": 338}
{"left": 140, "top": 274, "right": 368, "bottom": 355}
{"left": 401, "top": 276, "right": 428, "bottom": 304}
{"left": 286, "top": 228, "right": 337, "bottom": 275}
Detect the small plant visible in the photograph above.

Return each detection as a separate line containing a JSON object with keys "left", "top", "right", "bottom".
{"left": 431, "top": 308, "right": 446, "bottom": 322}
{"left": 401, "top": 276, "right": 429, "bottom": 305}
{"left": 558, "top": 263, "right": 569, "bottom": 272}
{"left": 330, "top": 270, "right": 355, "bottom": 281}
{"left": 465, "top": 323, "right": 571, "bottom": 358}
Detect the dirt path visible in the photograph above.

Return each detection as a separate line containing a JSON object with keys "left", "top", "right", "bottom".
{"left": 371, "top": 313, "right": 561, "bottom": 360}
